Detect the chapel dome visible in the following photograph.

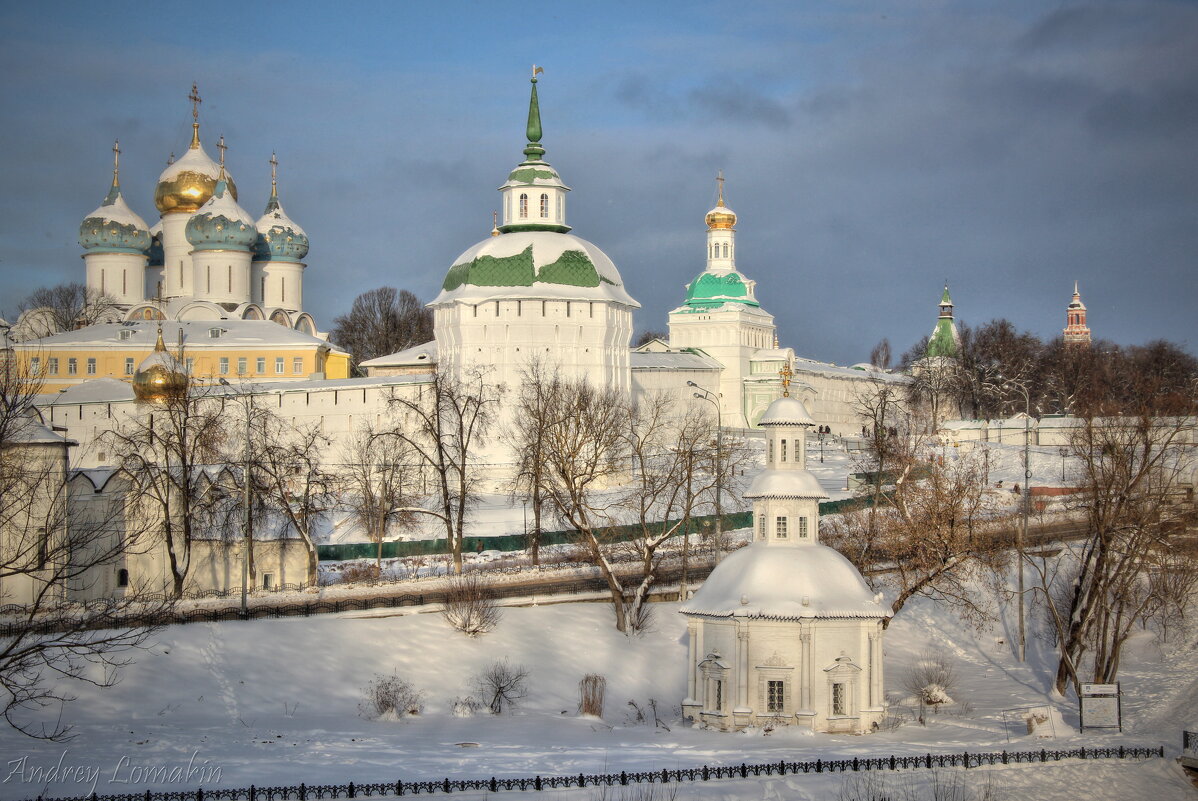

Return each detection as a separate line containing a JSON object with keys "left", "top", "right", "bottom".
{"left": 759, "top": 396, "right": 816, "bottom": 427}
{"left": 185, "top": 177, "right": 257, "bottom": 251}
{"left": 431, "top": 230, "right": 639, "bottom": 307}
{"left": 744, "top": 469, "right": 828, "bottom": 500}
{"left": 132, "top": 328, "right": 188, "bottom": 402}
{"left": 253, "top": 187, "right": 309, "bottom": 262}
{"left": 79, "top": 181, "right": 152, "bottom": 254}
{"left": 680, "top": 542, "right": 884, "bottom": 620}
{"left": 155, "top": 142, "right": 237, "bottom": 215}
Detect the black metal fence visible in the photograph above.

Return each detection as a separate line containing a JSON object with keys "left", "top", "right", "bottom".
{"left": 23, "top": 745, "right": 1166, "bottom": 801}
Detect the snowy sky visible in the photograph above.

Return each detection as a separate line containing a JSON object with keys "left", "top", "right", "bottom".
{"left": 1, "top": 1, "right": 1195, "bottom": 364}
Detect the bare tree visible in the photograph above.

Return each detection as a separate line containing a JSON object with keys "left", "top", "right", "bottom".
{"left": 634, "top": 330, "right": 669, "bottom": 347}
{"left": 0, "top": 358, "right": 167, "bottom": 739}
{"left": 386, "top": 367, "right": 501, "bottom": 574}
{"left": 103, "top": 385, "right": 229, "bottom": 598}
{"left": 255, "top": 418, "right": 334, "bottom": 586}
{"left": 505, "top": 360, "right": 557, "bottom": 566}
{"left": 472, "top": 658, "right": 529, "bottom": 714}
{"left": 826, "top": 413, "right": 1007, "bottom": 626}
{"left": 330, "top": 287, "right": 433, "bottom": 374}
{"left": 1037, "top": 410, "right": 1197, "bottom": 695}
{"left": 339, "top": 422, "right": 420, "bottom": 569}
{"left": 869, "top": 338, "right": 892, "bottom": 371}
{"left": 14, "top": 282, "right": 122, "bottom": 338}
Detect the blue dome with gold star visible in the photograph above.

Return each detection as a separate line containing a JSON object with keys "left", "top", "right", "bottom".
{"left": 185, "top": 176, "right": 257, "bottom": 251}
{"left": 79, "top": 178, "right": 151, "bottom": 254}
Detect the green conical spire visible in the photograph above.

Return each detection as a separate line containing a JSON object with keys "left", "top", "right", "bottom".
{"left": 523, "top": 67, "right": 545, "bottom": 160}
{"left": 940, "top": 283, "right": 953, "bottom": 307}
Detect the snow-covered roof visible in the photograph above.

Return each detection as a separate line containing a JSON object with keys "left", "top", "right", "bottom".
{"left": 790, "top": 356, "right": 909, "bottom": 383}
{"left": 680, "top": 542, "right": 886, "bottom": 619}
{"left": 432, "top": 231, "right": 639, "bottom": 307}
{"left": 70, "top": 467, "right": 120, "bottom": 491}
{"left": 744, "top": 469, "right": 828, "bottom": 500}
{"left": 630, "top": 351, "right": 722, "bottom": 371}
{"left": 20, "top": 321, "right": 345, "bottom": 351}
{"left": 3, "top": 418, "right": 73, "bottom": 446}
{"left": 759, "top": 396, "right": 816, "bottom": 427}
{"left": 360, "top": 341, "right": 438, "bottom": 368}
{"left": 43, "top": 377, "right": 135, "bottom": 405}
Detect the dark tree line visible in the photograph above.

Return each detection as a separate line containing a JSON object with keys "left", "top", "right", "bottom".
{"left": 899, "top": 319, "right": 1197, "bottom": 419}
{"left": 330, "top": 287, "right": 434, "bottom": 375}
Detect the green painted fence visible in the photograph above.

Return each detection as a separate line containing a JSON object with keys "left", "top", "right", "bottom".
{"left": 318, "top": 497, "right": 874, "bottom": 562}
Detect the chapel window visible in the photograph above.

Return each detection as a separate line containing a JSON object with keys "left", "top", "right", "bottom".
{"left": 519, "top": 194, "right": 528, "bottom": 218}
{"left": 722, "top": 242, "right": 729, "bottom": 258}
{"left": 776, "top": 516, "right": 788, "bottom": 539}
{"left": 799, "top": 517, "right": 808, "bottom": 539}
{"left": 758, "top": 514, "right": 766, "bottom": 540}
{"left": 767, "top": 680, "right": 784, "bottom": 713}
{"left": 540, "top": 193, "right": 549, "bottom": 218}
{"left": 781, "top": 439, "right": 787, "bottom": 462}
{"left": 832, "top": 683, "right": 847, "bottom": 716}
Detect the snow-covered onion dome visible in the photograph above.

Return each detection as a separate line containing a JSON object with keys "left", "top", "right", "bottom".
{"left": 79, "top": 161, "right": 151, "bottom": 254}
{"left": 186, "top": 173, "right": 257, "bottom": 251}
{"left": 132, "top": 327, "right": 188, "bottom": 402}
{"left": 704, "top": 195, "right": 737, "bottom": 231}
{"left": 253, "top": 162, "right": 309, "bottom": 262}
{"left": 154, "top": 86, "right": 237, "bottom": 215}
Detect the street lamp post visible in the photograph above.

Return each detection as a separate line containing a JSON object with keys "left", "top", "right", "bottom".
{"left": 998, "top": 375, "right": 1033, "bottom": 664}
{"left": 220, "top": 378, "right": 252, "bottom": 617}
{"left": 1058, "top": 447, "right": 1068, "bottom": 483}
{"left": 687, "top": 381, "right": 722, "bottom": 560}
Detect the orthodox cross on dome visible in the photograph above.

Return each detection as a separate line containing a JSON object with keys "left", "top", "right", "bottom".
{"left": 112, "top": 140, "right": 121, "bottom": 183}
{"left": 780, "top": 363, "right": 793, "bottom": 397}
{"left": 216, "top": 134, "right": 227, "bottom": 168}
{"left": 716, "top": 170, "right": 726, "bottom": 206}
{"left": 167, "top": 152, "right": 175, "bottom": 166}
{"left": 270, "top": 151, "right": 278, "bottom": 188}
{"left": 188, "top": 83, "right": 202, "bottom": 148}
{"left": 491, "top": 210, "right": 500, "bottom": 237}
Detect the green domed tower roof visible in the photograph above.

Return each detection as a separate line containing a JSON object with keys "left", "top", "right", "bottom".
{"left": 681, "top": 270, "right": 760, "bottom": 310}
{"left": 926, "top": 283, "right": 959, "bottom": 358}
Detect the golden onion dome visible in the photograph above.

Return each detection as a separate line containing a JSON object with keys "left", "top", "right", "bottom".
{"left": 132, "top": 328, "right": 189, "bottom": 402}
{"left": 154, "top": 128, "right": 237, "bottom": 215}
{"left": 705, "top": 173, "right": 736, "bottom": 230}
{"left": 705, "top": 203, "right": 737, "bottom": 231}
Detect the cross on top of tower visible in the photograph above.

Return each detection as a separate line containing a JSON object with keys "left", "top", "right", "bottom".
{"left": 780, "top": 363, "right": 793, "bottom": 397}
{"left": 270, "top": 151, "right": 278, "bottom": 187}
{"left": 716, "top": 170, "right": 725, "bottom": 206}
{"left": 217, "top": 135, "right": 227, "bottom": 168}
{"left": 112, "top": 140, "right": 120, "bottom": 180}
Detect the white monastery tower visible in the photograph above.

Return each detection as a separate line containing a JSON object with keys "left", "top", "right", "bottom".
{"left": 430, "top": 69, "right": 639, "bottom": 391}
{"left": 667, "top": 177, "right": 780, "bottom": 428}
{"left": 79, "top": 141, "right": 151, "bottom": 308}
{"left": 681, "top": 372, "right": 887, "bottom": 733}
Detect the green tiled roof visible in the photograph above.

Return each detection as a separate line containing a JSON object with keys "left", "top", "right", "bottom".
{"left": 682, "top": 271, "right": 759, "bottom": 309}
{"left": 442, "top": 245, "right": 609, "bottom": 291}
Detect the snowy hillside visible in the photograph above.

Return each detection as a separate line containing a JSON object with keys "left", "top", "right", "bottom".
{"left": 1, "top": 562, "right": 1194, "bottom": 801}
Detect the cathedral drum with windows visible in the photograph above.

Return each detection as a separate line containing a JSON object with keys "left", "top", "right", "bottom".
{"left": 680, "top": 388, "right": 888, "bottom": 733}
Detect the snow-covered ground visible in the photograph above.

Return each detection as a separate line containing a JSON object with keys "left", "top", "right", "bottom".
{"left": 2, "top": 561, "right": 1195, "bottom": 800}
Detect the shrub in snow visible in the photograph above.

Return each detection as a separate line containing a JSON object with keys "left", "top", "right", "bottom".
{"left": 903, "top": 647, "right": 959, "bottom": 712}
{"left": 472, "top": 658, "right": 529, "bottom": 714}
{"left": 578, "top": 673, "right": 606, "bottom": 718}
{"left": 359, "top": 673, "right": 424, "bottom": 720}
{"left": 836, "top": 769, "right": 998, "bottom": 801}
{"left": 340, "top": 562, "right": 381, "bottom": 585}
{"left": 441, "top": 571, "right": 502, "bottom": 636}
{"left": 451, "top": 696, "right": 482, "bottom": 717}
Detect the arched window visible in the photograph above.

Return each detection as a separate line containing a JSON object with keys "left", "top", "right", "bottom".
{"left": 722, "top": 242, "right": 729, "bottom": 258}
{"left": 519, "top": 194, "right": 528, "bottom": 218}
{"left": 540, "top": 194, "right": 549, "bottom": 218}
{"left": 117, "top": 568, "right": 129, "bottom": 588}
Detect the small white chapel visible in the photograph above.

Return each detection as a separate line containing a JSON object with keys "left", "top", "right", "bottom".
{"left": 680, "top": 370, "right": 889, "bottom": 733}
